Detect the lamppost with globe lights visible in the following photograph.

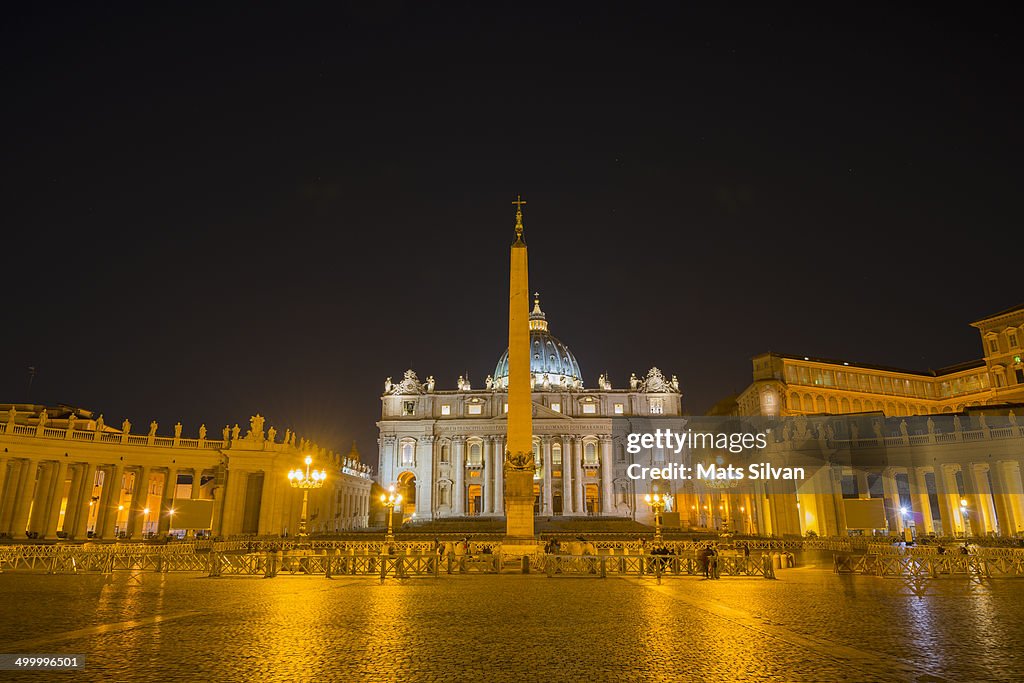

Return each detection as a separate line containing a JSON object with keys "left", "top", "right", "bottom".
{"left": 381, "top": 486, "right": 403, "bottom": 542}
{"left": 645, "top": 493, "right": 670, "bottom": 542}
{"left": 960, "top": 498, "right": 971, "bottom": 537}
{"left": 288, "top": 455, "right": 326, "bottom": 538}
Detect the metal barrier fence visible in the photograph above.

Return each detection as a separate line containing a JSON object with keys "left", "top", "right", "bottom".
{"left": 834, "top": 553, "right": 1024, "bottom": 578}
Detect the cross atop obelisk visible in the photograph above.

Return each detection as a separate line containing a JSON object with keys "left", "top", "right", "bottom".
{"left": 512, "top": 194, "right": 527, "bottom": 241}
{"left": 504, "top": 194, "right": 535, "bottom": 540}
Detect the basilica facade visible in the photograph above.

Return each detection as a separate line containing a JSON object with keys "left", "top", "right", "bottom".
{"left": 376, "top": 296, "right": 686, "bottom": 523}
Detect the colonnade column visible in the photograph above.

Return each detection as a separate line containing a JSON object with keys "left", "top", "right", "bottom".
{"left": 10, "top": 459, "right": 39, "bottom": 538}
{"left": 192, "top": 470, "right": 203, "bottom": 499}
{"left": 28, "top": 462, "right": 55, "bottom": 535}
{"left": 0, "top": 457, "right": 10, "bottom": 533}
{"left": 158, "top": 467, "right": 177, "bottom": 534}
{"left": 541, "top": 437, "right": 553, "bottom": 515}
{"left": 483, "top": 437, "right": 495, "bottom": 514}
{"left": 988, "top": 461, "right": 1016, "bottom": 538}
{"left": 962, "top": 463, "right": 992, "bottom": 536}
{"left": 933, "top": 464, "right": 959, "bottom": 536}
{"left": 99, "top": 463, "right": 124, "bottom": 539}
{"left": 493, "top": 436, "right": 504, "bottom": 515}
{"left": 599, "top": 435, "right": 613, "bottom": 516}
{"left": 561, "top": 436, "right": 573, "bottom": 515}
{"left": 908, "top": 467, "right": 934, "bottom": 535}
{"left": 127, "top": 467, "right": 150, "bottom": 539}
{"left": 43, "top": 460, "right": 70, "bottom": 538}
{"left": 74, "top": 464, "right": 97, "bottom": 539}
{"left": 61, "top": 463, "right": 83, "bottom": 537}
{"left": 881, "top": 467, "right": 903, "bottom": 535}
{"left": 997, "top": 461, "right": 1024, "bottom": 536}
{"left": 452, "top": 437, "right": 465, "bottom": 516}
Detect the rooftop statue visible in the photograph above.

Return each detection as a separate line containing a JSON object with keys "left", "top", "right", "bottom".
{"left": 199, "top": 424, "right": 207, "bottom": 440}
{"left": 122, "top": 418, "right": 132, "bottom": 434}
{"left": 174, "top": 422, "right": 183, "bottom": 439}
{"left": 390, "top": 369, "right": 426, "bottom": 395}
{"left": 149, "top": 420, "right": 158, "bottom": 437}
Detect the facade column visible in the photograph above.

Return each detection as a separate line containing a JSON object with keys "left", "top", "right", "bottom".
{"left": 561, "top": 436, "right": 574, "bottom": 514}
{"left": 74, "top": 464, "right": 97, "bottom": 539}
{"left": 573, "top": 438, "right": 584, "bottom": 515}
{"left": 452, "top": 437, "right": 465, "bottom": 516}
{"left": 126, "top": 467, "right": 150, "bottom": 539}
{"left": 541, "top": 437, "right": 553, "bottom": 515}
{"left": 493, "top": 435, "right": 504, "bottom": 515}
{"left": 158, "top": 467, "right": 177, "bottom": 534}
{"left": 599, "top": 436, "right": 613, "bottom": 516}
{"left": 483, "top": 436, "right": 495, "bottom": 514}
{"left": 43, "top": 460, "right": 70, "bottom": 538}
{"left": 100, "top": 463, "right": 124, "bottom": 539}
{"left": 908, "top": 467, "right": 934, "bottom": 535}
{"left": 10, "top": 460, "right": 40, "bottom": 538}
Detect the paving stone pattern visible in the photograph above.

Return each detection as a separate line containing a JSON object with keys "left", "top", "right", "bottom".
{"left": 0, "top": 555, "right": 1020, "bottom": 681}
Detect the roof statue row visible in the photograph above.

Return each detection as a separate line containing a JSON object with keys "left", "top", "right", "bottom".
{"left": 383, "top": 366, "right": 681, "bottom": 395}
{"left": 2, "top": 405, "right": 370, "bottom": 474}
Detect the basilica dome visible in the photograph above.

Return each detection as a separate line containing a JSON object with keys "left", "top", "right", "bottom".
{"left": 493, "top": 295, "right": 583, "bottom": 391}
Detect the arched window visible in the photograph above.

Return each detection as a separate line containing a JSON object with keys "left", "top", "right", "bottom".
{"left": 400, "top": 441, "right": 415, "bottom": 467}
{"left": 790, "top": 393, "right": 802, "bottom": 411}
{"left": 440, "top": 443, "right": 450, "bottom": 464}
{"left": 468, "top": 442, "right": 482, "bottom": 467}
{"left": 552, "top": 444, "right": 562, "bottom": 465}
{"left": 584, "top": 442, "right": 598, "bottom": 465}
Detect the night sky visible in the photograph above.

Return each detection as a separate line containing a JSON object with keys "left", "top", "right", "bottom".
{"left": 3, "top": 4, "right": 1021, "bottom": 459}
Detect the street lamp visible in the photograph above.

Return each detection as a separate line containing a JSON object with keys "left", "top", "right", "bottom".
{"left": 380, "top": 485, "right": 403, "bottom": 542}
{"left": 960, "top": 498, "right": 970, "bottom": 537}
{"left": 288, "top": 455, "right": 327, "bottom": 539}
{"left": 645, "top": 493, "right": 670, "bottom": 542}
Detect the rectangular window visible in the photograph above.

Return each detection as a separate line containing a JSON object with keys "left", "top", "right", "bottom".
{"left": 550, "top": 403, "right": 561, "bottom": 412}
{"left": 440, "top": 404, "right": 451, "bottom": 416}
{"left": 403, "top": 401, "right": 415, "bottom": 416}
{"left": 614, "top": 403, "right": 624, "bottom": 414}
{"left": 650, "top": 398, "right": 664, "bottom": 414}
{"left": 582, "top": 403, "right": 597, "bottom": 414}
{"left": 1016, "top": 368, "right": 1024, "bottom": 384}
{"left": 990, "top": 339, "right": 999, "bottom": 354}
{"left": 467, "top": 404, "right": 482, "bottom": 415}
{"left": 1009, "top": 332, "right": 1019, "bottom": 348}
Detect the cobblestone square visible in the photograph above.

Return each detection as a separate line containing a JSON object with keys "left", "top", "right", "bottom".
{"left": 1, "top": 558, "right": 1022, "bottom": 682}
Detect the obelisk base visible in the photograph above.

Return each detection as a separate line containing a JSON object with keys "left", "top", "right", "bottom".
{"left": 503, "top": 470, "right": 536, "bottom": 540}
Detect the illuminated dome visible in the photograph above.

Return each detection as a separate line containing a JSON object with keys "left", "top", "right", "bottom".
{"left": 493, "top": 294, "right": 583, "bottom": 391}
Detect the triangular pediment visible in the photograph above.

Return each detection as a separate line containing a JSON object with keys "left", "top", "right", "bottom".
{"left": 532, "top": 401, "right": 572, "bottom": 419}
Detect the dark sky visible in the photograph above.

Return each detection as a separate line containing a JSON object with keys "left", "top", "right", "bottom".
{"left": 2, "top": 3, "right": 1021, "bottom": 459}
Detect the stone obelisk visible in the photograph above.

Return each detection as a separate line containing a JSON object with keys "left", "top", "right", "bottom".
{"left": 504, "top": 195, "right": 535, "bottom": 540}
